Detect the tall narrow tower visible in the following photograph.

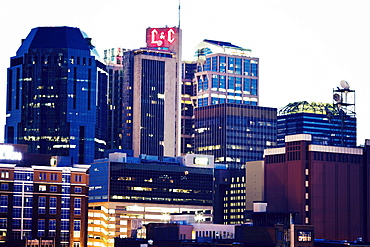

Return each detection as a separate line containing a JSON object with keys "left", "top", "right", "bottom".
{"left": 5, "top": 26, "right": 107, "bottom": 165}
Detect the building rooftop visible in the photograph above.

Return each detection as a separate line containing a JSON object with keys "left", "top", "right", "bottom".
{"left": 17, "top": 26, "right": 93, "bottom": 54}
{"left": 278, "top": 101, "right": 337, "bottom": 116}
{"left": 203, "top": 39, "right": 243, "bottom": 49}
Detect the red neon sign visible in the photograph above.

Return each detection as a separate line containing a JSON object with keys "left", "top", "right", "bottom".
{"left": 146, "top": 28, "right": 178, "bottom": 48}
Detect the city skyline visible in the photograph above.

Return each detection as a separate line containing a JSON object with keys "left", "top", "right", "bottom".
{"left": 1, "top": 0, "right": 370, "bottom": 145}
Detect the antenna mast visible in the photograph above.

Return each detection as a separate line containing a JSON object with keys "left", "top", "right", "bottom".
{"left": 178, "top": 0, "right": 181, "bottom": 28}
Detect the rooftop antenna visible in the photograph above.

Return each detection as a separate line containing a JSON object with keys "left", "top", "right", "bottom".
{"left": 178, "top": 0, "right": 181, "bottom": 28}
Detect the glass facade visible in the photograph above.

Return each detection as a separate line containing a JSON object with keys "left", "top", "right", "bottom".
{"left": 89, "top": 158, "right": 214, "bottom": 206}
{"left": 140, "top": 59, "right": 165, "bottom": 156}
{"left": 194, "top": 103, "right": 277, "bottom": 168}
{"left": 5, "top": 26, "right": 108, "bottom": 165}
{"left": 181, "top": 62, "right": 197, "bottom": 155}
{"left": 121, "top": 49, "right": 178, "bottom": 157}
{"left": 104, "top": 48, "right": 125, "bottom": 150}
{"left": 277, "top": 102, "right": 357, "bottom": 147}
{"left": 195, "top": 53, "right": 259, "bottom": 107}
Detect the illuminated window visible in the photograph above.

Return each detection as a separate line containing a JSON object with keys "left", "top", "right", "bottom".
{"left": 39, "top": 185, "right": 46, "bottom": 191}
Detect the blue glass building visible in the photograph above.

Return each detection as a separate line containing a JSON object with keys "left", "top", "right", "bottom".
{"left": 194, "top": 103, "right": 277, "bottom": 168}
{"left": 277, "top": 101, "right": 357, "bottom": 147}
{"left": 193, "top": 39, "right": 259, "bottom": 107}
{"left": 5, "top": 27, "right": 108, "bottom": 165}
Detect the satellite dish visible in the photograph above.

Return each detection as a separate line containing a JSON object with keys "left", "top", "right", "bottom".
{"left": 333, "top": 93, "right": 342, "bottom": 102}
{"left": 340, "top": 80, "right": 350, "bottom": 90}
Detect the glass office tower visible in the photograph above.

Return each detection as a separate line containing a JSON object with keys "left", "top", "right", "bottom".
{"left": 194, "top": 39, "right": 259, "bottom": 107}
{"left": 194, "top": 103, "right": 277, "bottom": 168}
{"left": 277, "top": 101, "right": 357, "bottom": 147}
{"left": 180, "top": 61, "right": 197, "bottom": 155}
{"left": 122, "top": 49, "right": 178, "bottom": 157}
{"left": 5, "top": 26, "right": 107, "bottom": 165}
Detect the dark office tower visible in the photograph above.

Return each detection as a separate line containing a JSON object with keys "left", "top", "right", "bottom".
{"left": 122, "top": 49, "right": 178, "bottom": 157}
{"left": 180, "top": 61, "right": 197, "bottom": 155}
{"left": 277, "top": 101, "right": 356, "bottom": 147}
{"left": 213, "top": 168, "right": 246, "bottom": 224}
{"left": 104, "top": 48, "right": 125, "bottom": 150}
{"left": 121, "top": 27, "right": 182, "bottom": 157}
{"left": 194, "top": 39, "right": 259, "bottom": 106}
{"left": 5, "top": 27, "right": 108, "bottom": 165}
{"left": 194, "top": 103, "right": 277, "bottom": 168}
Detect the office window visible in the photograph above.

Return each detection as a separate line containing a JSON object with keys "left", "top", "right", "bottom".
{"left": 61, "top": 232, "right": 69, "bottom": 241}
{"left": 0, "top": 195, "right": 7, "bottom": 212}
{"left": 74, "top": 187, "right": 82, "bottom": 193}
{"left": 39, "top": 172, "right": 47, "bottom": 180}
{"left": 50, "top": 197, "right": 57, "bottom": 207}
{"left": 74, "top": 220, "right": 81, "bottom": 231}
{"left": 49, "top": 219, "right": 56, "bottom": 230}
{"left": 61, "top": 209, "right": 70, "bottom": 219}
{"left": 23, "top": 219, "right": 32, "bottom": 229}
{"left": 13, "top": 196, "right": 22, "bottom": 206}
{"left": 50, "top": 185, "right": 57, "bottom": 192}
{"left": 61, "top": 220, "right": 69, "bottom": 230}
{"left": 39, "top": 196, "right": 46, "bottom": 207}
{"left": 219, "top": 56, "right": 226, "bottom": 72}
{"left": 0, "top": 184, "right": 8, "bottom": 190}
{"left": 50, "top": 173, "right": 58, "bottom": 181}
{"left": 39, "top": 185, "right": 46, "bottom": 191}
{"left": 24, "top": 197, "right": 32, "bottom": 207}
{"left": 74, "top": 220, "right": 81, "bottom": 237}
{"left": 1, "top": 171, "right": 9, "bottom": 179}
{"left": 62, "top": 197, "right": 70, "bottom": 207}
{"left": 74, "top": 198, "right": 81, "bottom": 215}
{"left": 298, "top": 231, "right": 312, "bottom": 242}
{"left": 38, "top": 219, "right": 45, "bottom": 237}
{"left": 24, "top": 208, "right": 32, "bottom": 218}
{"left": 75, "top": 174, "right": 82, "bottom": 182}
{"left": 0, "top": 219, "right": 6, "bottom": 229}
{"left": 12, "top": 219, "right": 21, "bottom": 229}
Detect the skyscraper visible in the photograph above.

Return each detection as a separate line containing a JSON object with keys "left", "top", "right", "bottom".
{"left": 194, "top": 103, "right": 277, "bottom": 168}
{"left": 180, "top": 61, "right": 197, "bottom": 155}
{"left": 5, "top": 26, "right": 108, "bottom": 165}
{"left": 121, "top": 27, "right": 182, "bottom": 157}
{"left": 192, "top": 39, "right": 277, "bottom": 167}
{"left": 104, "top": 48, "right": 125, "bottom": 150}
{"left": 194, "top": 39, "right": 259, "bottom": 106}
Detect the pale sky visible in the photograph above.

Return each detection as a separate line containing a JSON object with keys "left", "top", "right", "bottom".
{"left": 1, "top": 0, "right": 369, "bottom": 144}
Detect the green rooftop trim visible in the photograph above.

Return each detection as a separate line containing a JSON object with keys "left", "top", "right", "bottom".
{"left": 278, "top": 101, "right": 337, "bottom": 116}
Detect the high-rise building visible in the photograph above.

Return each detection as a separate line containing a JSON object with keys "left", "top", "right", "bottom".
{"left": 192, "top": 40, "right": 276, "bottom": 168}
{"left": 104, "top": 48, "right": 126, "bottom": 150}
{"left": 88, "top": 153, "right": 214, "bottom": 247}
{"left": 5, "top": 26, "right": 108, "bottom": 165}
{"left": 122, "top": 48, "right": 178, "bottom": 157}
{"left": 193, "top": 39, "right": 259, "bottom": 107}
{"left": 121, "top": 27, "right": 182, "bottom": 157}
{"left": 213, "top": 168, "right": 246, "bottom": 224}
{"left": 277, "top": 101, "right": 356, "bottom": 147}
{"left": 264, "top": 134, "right": 369, "bottom": 240}
{"left": 180, "top": 61, "right": 197, "bottom": 155}
{"left": 0, "top": 144, "right": 89, "bottom": 247}
{"left": 194, "top": 103, "right": 277, "bottom": 168}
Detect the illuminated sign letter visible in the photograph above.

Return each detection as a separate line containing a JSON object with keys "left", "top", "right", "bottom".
{"left": 168, "top": 29, "right": 175, "bottom": 43}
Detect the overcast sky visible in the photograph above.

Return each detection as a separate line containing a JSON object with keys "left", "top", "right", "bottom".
{"left": 1, "top": 0, "right": 369, "bottom": 144}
